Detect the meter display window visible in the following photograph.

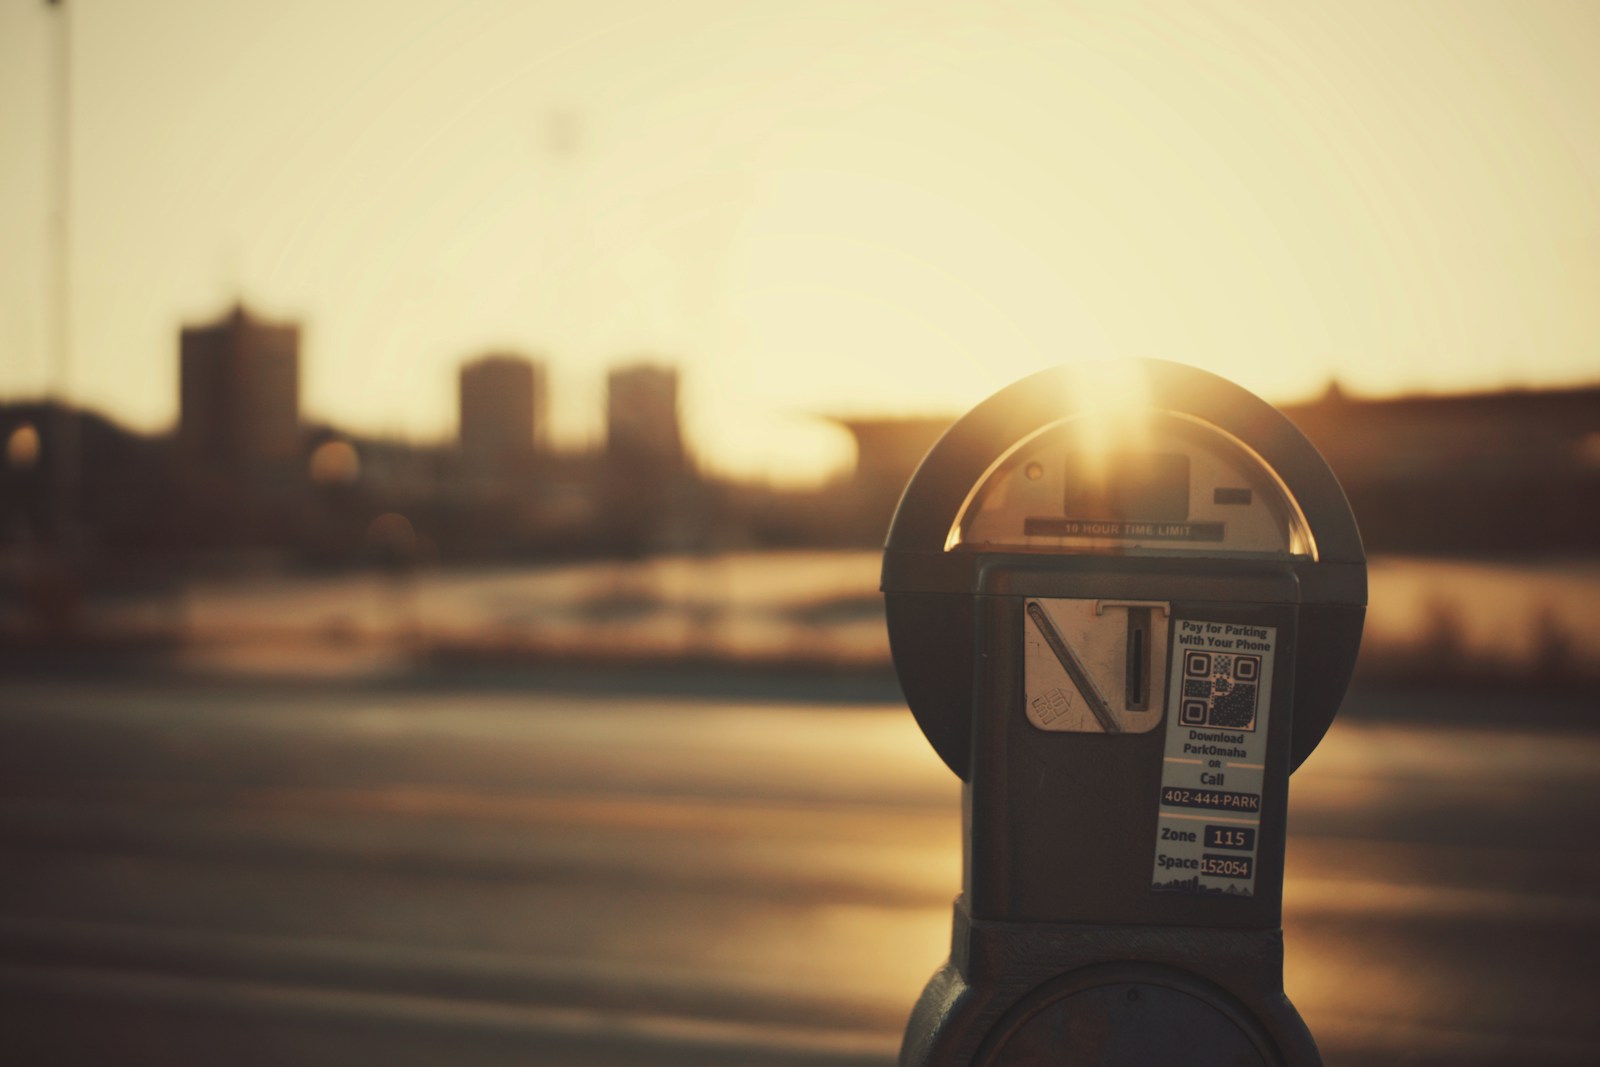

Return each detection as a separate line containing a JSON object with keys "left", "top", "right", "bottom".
{"left": 1060, "top": 452, "right": 1190, "bottom": 523}
{"left": 947, "top": 413, "right": 1316, "bottom": 559}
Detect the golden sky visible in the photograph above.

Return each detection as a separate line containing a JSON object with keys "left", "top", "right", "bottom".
{"left": 2, "top": 0, "right": 1597, "bottom": 485}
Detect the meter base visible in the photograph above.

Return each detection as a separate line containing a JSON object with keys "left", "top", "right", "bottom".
{"left": 901, "top": 898, "right": 1320, "bottom": 1067}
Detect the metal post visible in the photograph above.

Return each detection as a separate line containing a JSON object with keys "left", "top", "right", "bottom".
{"left": 48, "top": 0, "right": 80, "bottom": 551}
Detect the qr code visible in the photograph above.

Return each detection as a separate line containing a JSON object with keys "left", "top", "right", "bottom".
{"left": 1180, "top": 651, "right": 1262, "bottom": 731}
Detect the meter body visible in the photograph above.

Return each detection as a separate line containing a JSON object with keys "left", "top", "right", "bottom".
{"left": 883, "top": 362, "right": 1366, "bottom": 1066}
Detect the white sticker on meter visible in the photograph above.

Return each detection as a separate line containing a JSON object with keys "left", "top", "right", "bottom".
{"left": 1150, "top": 619, "right": 1276, "bottom": 897}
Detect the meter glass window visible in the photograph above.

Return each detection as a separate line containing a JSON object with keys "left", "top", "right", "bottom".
{"left": 948, "top": 413, "right": 1316, "bottom": 558}
{"left": 1060, "top": 452, "right": 1190, "bottom": 523}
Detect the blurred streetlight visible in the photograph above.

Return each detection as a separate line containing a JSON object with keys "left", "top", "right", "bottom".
{"left": 309, "top": 439, "right": 361, "bottom": 486}
{"left": 6, "top": 423, "right": 42, "bottom": 471}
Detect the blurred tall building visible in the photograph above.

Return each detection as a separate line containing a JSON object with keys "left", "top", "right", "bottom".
{"left": 606, "top": 363, "right": 684, "bottom": 474}
{"left": 178, "top": 303, "right": 300, "bottom": 471}
{"left": 459, "top": 354, "right": 545, "bottom": 461}
{"left": 602, "top": 363, "right": 692, "bottom": 553}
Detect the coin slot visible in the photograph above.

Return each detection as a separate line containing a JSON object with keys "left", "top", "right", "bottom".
{"left": 1126, "top": 607, "right": 1152, "bottom": 711}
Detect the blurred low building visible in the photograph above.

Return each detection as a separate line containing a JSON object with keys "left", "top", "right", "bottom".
{"left": 826, "top": 383, "right": 1600, "bottom": 555}
{"left": 0, "top": 401, "right": 182, "bottom": 565}
{"left": 830, "top": 416, "right": 953, "bottom": 543}
{"left": 1281, "top": 382, "right": 1600, "bottom": 554}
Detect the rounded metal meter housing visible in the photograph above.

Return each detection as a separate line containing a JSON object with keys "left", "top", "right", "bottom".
{"left": 882, "top": 360, "right": 1366, "bottom": 778}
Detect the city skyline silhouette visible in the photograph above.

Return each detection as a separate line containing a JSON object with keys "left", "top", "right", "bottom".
{"left": 3, "top": 1, "right": 1598, "bottom": 489}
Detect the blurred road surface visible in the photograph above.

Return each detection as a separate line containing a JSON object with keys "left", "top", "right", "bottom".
{"left": 1, "top": 677, "right": 1596, "bottom": 1066}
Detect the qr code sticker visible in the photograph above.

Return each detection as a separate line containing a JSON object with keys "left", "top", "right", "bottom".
{"left": 1181, "top": 651, "right": 1262, "bottom": 731}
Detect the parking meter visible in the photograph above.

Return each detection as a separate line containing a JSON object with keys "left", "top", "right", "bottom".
{"left": 883, "top": 360, "right": 1366, "bottom": 1065}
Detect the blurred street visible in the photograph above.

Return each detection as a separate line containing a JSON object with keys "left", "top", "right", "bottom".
{"left": 1, "top": 676, "right": 1596, "bottom": 1066}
